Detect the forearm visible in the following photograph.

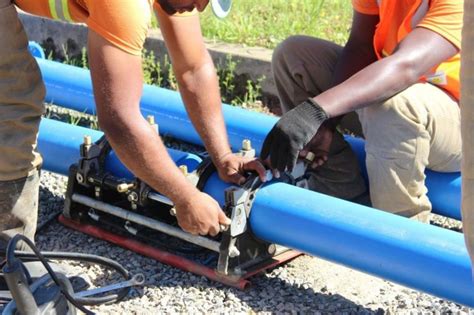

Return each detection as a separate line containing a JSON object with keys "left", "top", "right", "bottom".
{"left": 326, "top": 43, "right": 378, "bottom": 127}
{"left": 316, "top": 27, "right": 459, "bottom": 118}
{"left": 177, "top": 57, "right": 232, "bottom": 164}
{"left": 315, "top": 54, "right": 418, "bottom": 118}
{"left": 332, "top": 43, "right": 378, "bottom": 86}
{"left": 100, "top": 114, "right": 198, "bottom": 203}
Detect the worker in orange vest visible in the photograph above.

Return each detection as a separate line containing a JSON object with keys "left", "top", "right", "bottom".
{"left": 0, "top": 0, "right": 266, "bottom": 250}
{"left": 263, "top": 0, "right": 463, "bottom": 224}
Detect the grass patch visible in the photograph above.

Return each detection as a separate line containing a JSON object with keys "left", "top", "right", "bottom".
{"left": 153, "top": 0, "right": 352, "bottom": 48}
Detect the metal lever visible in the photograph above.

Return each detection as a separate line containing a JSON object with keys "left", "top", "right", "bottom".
{"left": 74, "top": 273, "right": 145, "bottom": 298}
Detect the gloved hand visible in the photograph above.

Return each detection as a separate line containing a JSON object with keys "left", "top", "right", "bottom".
{"left": 261, "top": 98, "right": 329, "bottom": 172}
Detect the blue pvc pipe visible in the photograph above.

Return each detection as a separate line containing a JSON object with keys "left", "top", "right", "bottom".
{"left": 36, "top": 58, "right": 275, "bottom": 155}
{"left": 37, "top": 119, "right": 474, "bottom": 307}
{"left": 249, "top": 183, "right": 474, "bottom": 307}
{"left": 28, "top": 41, "right": 45, "bottom": 59}
{"left": 38, "top": 118, "right": 202, "bottom": 177}
{"left": 35, "top": 58, "right": 462, "bottom": 219}
{"left": 345, "top": 136, "right": 461, "bottom": 220}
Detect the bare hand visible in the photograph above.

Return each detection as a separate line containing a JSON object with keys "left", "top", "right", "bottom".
{"left": 174, "top": 190, "right": 231, "bottom": 236}
{"left": 215, "top": 153, "right": 267, "bottom": 185}
{"left": 299, "top": 122, "right": 334, "bottom": 169}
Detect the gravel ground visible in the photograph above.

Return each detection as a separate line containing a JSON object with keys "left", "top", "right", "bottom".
{"left": 35, "top": 171, "right": 474, "bottom": 314}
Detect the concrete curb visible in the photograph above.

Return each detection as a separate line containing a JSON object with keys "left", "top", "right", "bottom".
{"left": 19, "top": 13, "right": 280, "bottom": 110}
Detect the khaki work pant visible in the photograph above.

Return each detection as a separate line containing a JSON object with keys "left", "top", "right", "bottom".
{"left": 0, "top": 0, "right": 45, "bottom": 249}
{"left": 461, "top": 0, "right": 474, "bottom": 271}
{"left": 272, "top": 36, "right": 461, "bottom": 222}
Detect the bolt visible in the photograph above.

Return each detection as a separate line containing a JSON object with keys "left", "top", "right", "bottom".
{"left": 179, "top": 165, "right": 188, "bottom": 176}
{"left": 117, "top": 183, "right": 134, "bottom": 193}
{"left": 83, "top": 135, "right": 92, "bottom": 146}
{"left": 242, "top": 139, "right": 252, "bottom": 151}
{"left": 94, "top": 186, "right": 101, "bottom": 198}
{"left": 267, "top": 244, "right": 276, "bottom": 255}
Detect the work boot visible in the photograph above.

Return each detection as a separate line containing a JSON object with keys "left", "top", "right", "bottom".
{"left": 0, "top": 170, "right": 40, "bottom": 252}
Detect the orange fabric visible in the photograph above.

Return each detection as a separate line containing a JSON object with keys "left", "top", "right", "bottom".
{"left": 351, "top": 0, "right": 463, "bottom": 100}
{"left": 14, "top": 0, "right": 197, "bottom": 56}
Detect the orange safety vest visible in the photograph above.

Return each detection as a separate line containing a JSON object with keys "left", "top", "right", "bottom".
{"left": 15, "top": 0, "right": 156, "bottom": 55}
{"left": 16, "top": 0, "right": 197, "bottom": 55}
{"left": 372, "top": 0, "right": 461, "bottom": 100}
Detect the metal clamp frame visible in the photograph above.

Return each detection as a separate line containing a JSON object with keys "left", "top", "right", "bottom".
{"left": 64, "top": 134, "right": 311, "bottom": 278}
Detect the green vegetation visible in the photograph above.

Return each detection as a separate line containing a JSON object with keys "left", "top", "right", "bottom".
{"left": 214, "top": 55, "right": 265, "bottom": 109}
{"left": 49, "top": 45, "right": 89, "bottom": 69}
{"left": 153, "top": 0, "right": 352, "bottom": 48}
{"left": 201, "top": 0, "right": 352, "bottom": 48}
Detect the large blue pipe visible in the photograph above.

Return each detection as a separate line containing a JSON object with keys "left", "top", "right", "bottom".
{"left": 37, "top": 118, "right": 474, "bottom": 307}
{"left": 36, "top": 58, "right": 275, "bottom": 156}
{"left": 38, "top": 118, "right": 202, "bottom": 177}
{"left": 35, "top": 58, "right": 462, "bottom": 219}
{"left": 249, "top": 184, "right": 474, "bottom": 307}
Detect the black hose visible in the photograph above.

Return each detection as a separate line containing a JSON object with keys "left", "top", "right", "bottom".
{"left": 13, "top": 250, "right": 132, "bottom": 305}
{"left": 6, "top": 234, "right": 94, "bottom": 314}
{"left": 5, "top": 234, "right": 138, "bottom": 313}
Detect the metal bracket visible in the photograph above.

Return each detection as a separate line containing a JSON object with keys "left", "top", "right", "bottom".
{"left": 216, "top": 159, "right": 310, "bottom": 275}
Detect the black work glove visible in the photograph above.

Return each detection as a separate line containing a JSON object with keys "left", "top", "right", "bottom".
{"left": 261, "top": 98, "right": 329, "bottom": 172}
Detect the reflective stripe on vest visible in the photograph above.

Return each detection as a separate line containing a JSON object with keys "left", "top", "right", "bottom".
{"left": 49, "top": 0, "right": 73, "bottom": 22}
